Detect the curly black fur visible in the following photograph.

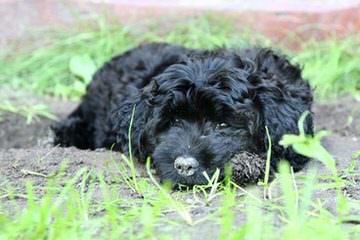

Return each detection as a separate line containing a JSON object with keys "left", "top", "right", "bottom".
{"left": 53, "top": 43, "right": 313, "bottom": 186}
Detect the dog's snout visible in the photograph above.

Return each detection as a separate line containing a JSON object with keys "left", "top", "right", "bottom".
{"left": 174, "top": 156, "right": 199, "bottom": 176}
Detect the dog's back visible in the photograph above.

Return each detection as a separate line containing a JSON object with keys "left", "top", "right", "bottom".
{"left": 52, "top": 43, "right": 192, "bottom": 149}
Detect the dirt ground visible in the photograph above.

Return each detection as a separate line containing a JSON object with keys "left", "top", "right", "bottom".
{"left": 0, "top": 94, "right": 360, "bottom": 237}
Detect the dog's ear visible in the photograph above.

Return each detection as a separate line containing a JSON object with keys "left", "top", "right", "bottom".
{"left": 111, "top": 88, "right": 155, "bottom": 160}
{"left": 248, "top": 49, "right": 314, "bottom": 171}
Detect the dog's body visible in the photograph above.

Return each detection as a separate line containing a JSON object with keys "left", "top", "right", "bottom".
{"left": 53, "top": 43, "right": 313, "bottom": 186}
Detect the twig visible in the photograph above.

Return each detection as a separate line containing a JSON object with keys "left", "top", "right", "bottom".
{"left": 0, "top": 193, "right": 29, "bottom": 200}
{"left": 20, "top": 169, "right": 48, "bottom": 178}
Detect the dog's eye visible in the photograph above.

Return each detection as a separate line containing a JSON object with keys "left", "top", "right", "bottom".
{"left": 216, "top": 123, "right": 228, "bottom": 130}
{"left": 171, "top": 118, "right": 180, "bottom": 126}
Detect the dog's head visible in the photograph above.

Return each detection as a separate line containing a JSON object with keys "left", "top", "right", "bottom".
{"left": 131, "top": 52, "right": 262, "bottom": 186}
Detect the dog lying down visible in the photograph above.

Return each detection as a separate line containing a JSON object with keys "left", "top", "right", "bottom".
{"left": 52, "top": 43, "right": 313, "bottom": 186}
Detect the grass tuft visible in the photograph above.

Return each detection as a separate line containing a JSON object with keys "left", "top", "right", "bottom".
{"left": 294, "top": 38, "right": 360, "bottom": 99}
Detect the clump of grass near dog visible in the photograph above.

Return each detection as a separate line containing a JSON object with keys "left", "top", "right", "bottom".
{"left": 294, "top": 38, "right": 360, "bottom": 100}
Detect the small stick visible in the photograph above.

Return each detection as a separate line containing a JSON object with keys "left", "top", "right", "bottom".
{"left": 20, "top": 169, "right": 48, "bottom": 178}
{"left": 0, "top": 193, "right": 29, "bottom": 200}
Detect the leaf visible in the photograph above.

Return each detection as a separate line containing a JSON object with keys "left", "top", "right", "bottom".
{"left": 280, "top": 130, "right": 337, "bottom": 176}
{"left": 68, "top": 54, "right": 97, "bottom": 83}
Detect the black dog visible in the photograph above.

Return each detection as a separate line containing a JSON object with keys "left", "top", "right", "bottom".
{"left": 53, "top": 43, "right": 313, "bottom": 186}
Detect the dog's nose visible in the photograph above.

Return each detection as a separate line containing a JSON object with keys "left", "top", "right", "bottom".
{"left": 174, "top": 156, "right": 199, "bottom": 177}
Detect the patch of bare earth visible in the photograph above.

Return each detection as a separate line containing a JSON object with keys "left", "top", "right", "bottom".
{"left": 0, "top": 94, "right": 359, "bottom": 237}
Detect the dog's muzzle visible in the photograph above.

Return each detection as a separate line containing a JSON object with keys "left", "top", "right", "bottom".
{"left": 174, "top": 156, "right": 199, "bottom": 177}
